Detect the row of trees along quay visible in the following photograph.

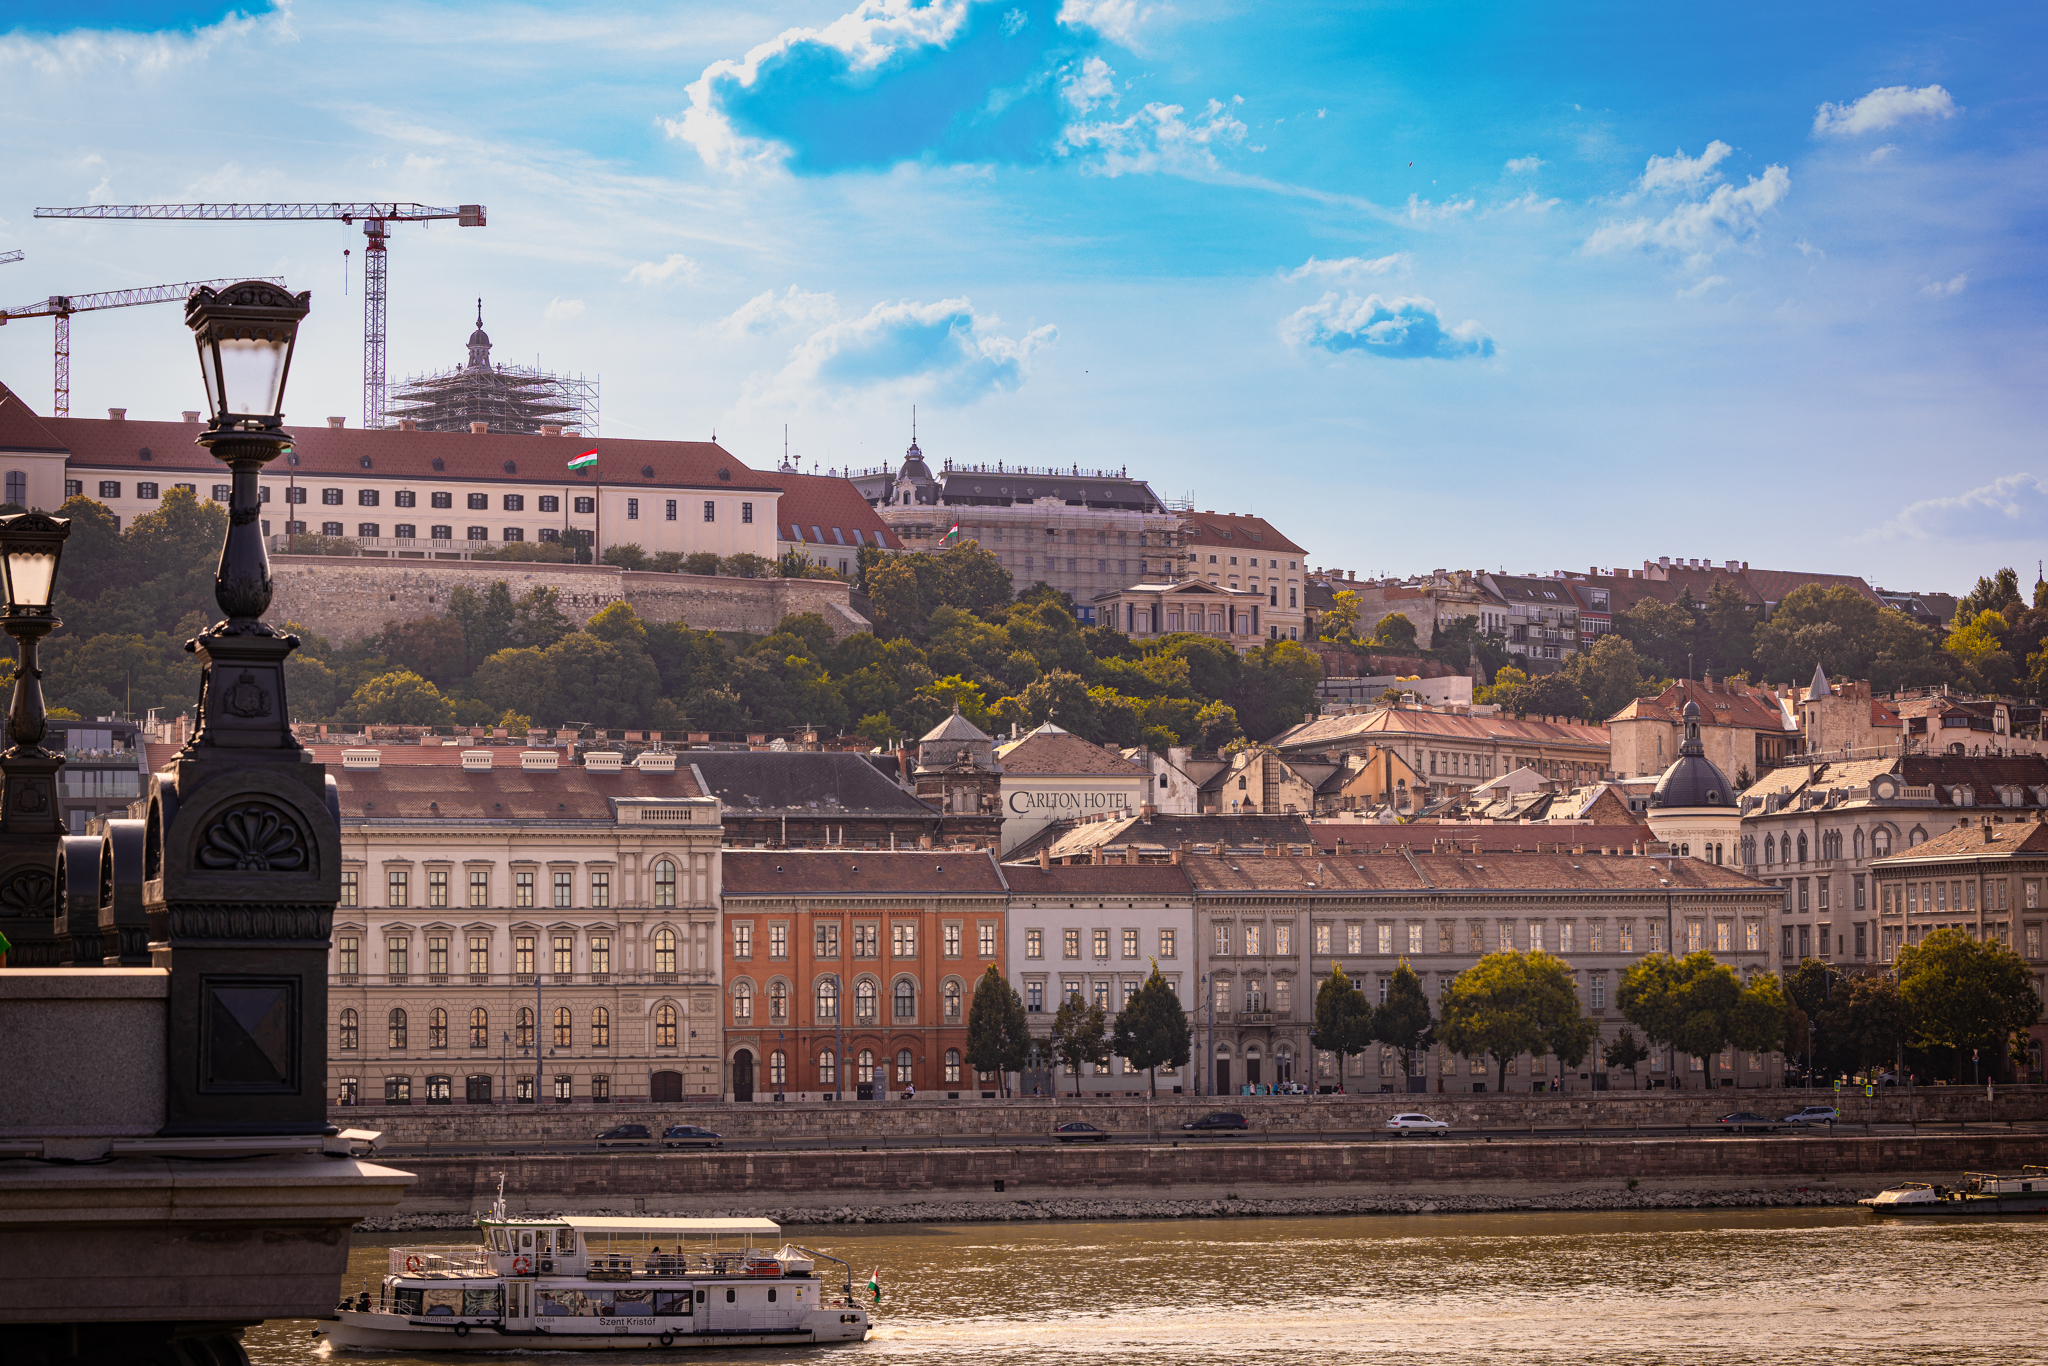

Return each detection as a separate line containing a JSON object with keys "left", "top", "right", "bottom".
{"left": 963, "top": 963, "right": 1193, "bottom": 1099}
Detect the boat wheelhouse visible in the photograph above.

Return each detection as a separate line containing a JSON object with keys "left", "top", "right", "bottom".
{"left": 322, "top": 1200, "right": 869, "bottom": 1352}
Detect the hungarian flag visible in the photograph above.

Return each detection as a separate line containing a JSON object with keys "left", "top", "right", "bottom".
{"left": 944, "top": 521, "right": 961, "bottom": 543}
{"left": 867, "top": 1269, "right": 880, "bottom": 1304}
{"left": 567, "top": 450, "right": 598, "bottom": 471}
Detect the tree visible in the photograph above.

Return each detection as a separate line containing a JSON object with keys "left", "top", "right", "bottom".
{"left": 1232, "top": 639, "right": 1323, "bottom": 740}
{"left": 1438, "top": 951, "right": 1593, "bottom": 1092}
{"left": 1618, "top": 952, "right": 1787, "bottom": 1081}
{"left": 1310, "top": 964, "right": 1374, "bottom": 1085}
{"left": 1897, "top": 928, "right": 2043, "bottom": 1081}
{"left": 964, "top": 964, "right": 1031, "bottom": 1094}
{"left": 1617, "top": 597, "right": 1698, "bottom": 679}
{"left": 720, "top": 553, "right": 775, "bottom": 579}
{"left": 1751, "top": 584, "right": 1948, "bottom": 690}
{"left": 937, "top": 541, "right": 1013, "bottom": 616}
{"left": 470, "top": 646, "right": 559, "bottom": 722}
{"left": 1319, "top": 589, "right": 1360, "bottom": 644}
{"left": 1702, "top": 580, "right": 1757, "bottom": 677}
{"left": 1955, "top": 568, "right": 2023, "bottom": 624}
{"left": 1051, "top": 990, "right": 1110, "bottom": 1096}
{"left": 1560, "top": 634, "right": 1655, "bottom": 723}
{"left": 1367, "top": 612, "right": 1418, "bottom": 651}
{"left": 600, "top": 543, "right": 649, "bottom": 570}
{"left": 1113, "top": 962, "right": 1192, "bottom": 1099}
{"left": 683, "top": 552, "right": 720, "bottom": 576}
{"left": 1374, "top": 961, "right": 1436, "bottom": 1080}
{"left": 341, "top": 670, "right": 454, "bottom": 726}
{"left": 1603, "top": 1029, "right": 1652, "bottom": 1088}
{"left": 376, "top": 615, "right": 471, "bottom": 685}
{"left": 1497, "top": 672, "right": 1586, "bottom": 721}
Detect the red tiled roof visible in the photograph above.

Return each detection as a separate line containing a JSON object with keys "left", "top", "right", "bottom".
{"left": 331, "top": 763, "right": 704, "bottom": 819}
{"left": 0, "top": 383, "right": 65, "bottom": 452}
{"left": 765, "top": 469, "right": 900, "bottom": 551}
{"left": 1003, "top": 864, "right": 1195, "bottom": 896}
{"left": 1872, "top": 818, "right": 2048, "bottom": 864}
{"left": 1275, "top": 707, "right": 1609, "bottom": 753}
{"left": 1744, "top": 567, "right": 1881, "bottom": 608}
{"left": 1181, "top": 511, "right": 1305, "bottom": 556}
{"left": 1181, "top": 850, "right": 1767, "bottom": 893}
{"left": 996, "top": 724, "right": 1149, "bottom": 776}
{"left": 1316, "top": 824, "right": 1654, "bottom": 851}
{"left": 39, "top": 411, "right": 783, "bottom": 492}
{"left": 721, "top": 849, "right": 1007, "bottom": 895}
{"left": 1606, "top": 678, "right": 1791, "bottom": 731}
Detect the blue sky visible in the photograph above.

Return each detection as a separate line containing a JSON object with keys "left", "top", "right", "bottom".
{"left": 3, "top": 0, "right": 2042, "bottom": 592}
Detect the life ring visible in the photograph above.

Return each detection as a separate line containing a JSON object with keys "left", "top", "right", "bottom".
{"left": 660, "top": 1330, "right": 675, "bottom": 1346}
{"left": 512, "top": 1255, "right": 532, "bottom": 1275}
{"left": 404, "top": 1255, "right": 424, "bottom": 1274}
{"left": 454, "top": 1323, "right": 470, "bottom": 1338}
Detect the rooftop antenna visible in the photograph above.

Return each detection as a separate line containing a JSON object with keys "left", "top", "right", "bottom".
{"left": 912, "top": 404, "right": 917, "bottom": 443}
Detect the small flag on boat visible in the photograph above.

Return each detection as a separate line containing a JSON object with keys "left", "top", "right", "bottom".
{"left": 567, "top": 450, "right": 598, "bottom": 471}
{"left": 868, "top": 1269, "right": 880, "bottom": 1304}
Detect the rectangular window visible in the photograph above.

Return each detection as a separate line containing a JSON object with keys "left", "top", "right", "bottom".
{"left": 340, "top": 871, "right": 358, "bottom": 908}
{"left": 1026, "top": 928, "right": 1043, "bottom": 959}
{"left": 590, "top": 871, "right": 609, "bottom": 909}
{"left": 1715, "top": 922, "right": 1731, "bottom": 953}
{"left": 321, "top": 487, "right": 342, "bottom": 505}
{"left": 1097, "top": 927, "right": 1114, "bottom": 959}
{"left": 515, "top": 936, "right": 535, "bottom": 976}
{"left": 1819, "top": 881, "right": 1831, "bottom": 913}
{"left": 1159, "top": 927, "right": 1176, "bottom": 959}
{"left": 467, "top": 526, "right": 488, "bottom": 540}
{"left": 1215, "top": 979, "right": 1230, "bottom": 1015}
{"left": 817, "top": 923, "right": 841, "bottom": 958}
{"left": 1408, "top": 923, "right": 1423, "bottom": 955}
{"left": 1648, "top": 922, "right": 1661, "bottom": 952}
{"left": 1784, "top": 925, "right": 1796, "bottom": 959}
{"left": 627, "top": 498, "right": 639, "bottom": 520}
{"left": 1068, "top": 928, "right": 1084, "bottom": 959}
{"left": 591, "top": 937, "right": 610, "bottom": 975}
{"left": 468, "top": 935, "right": 489, "bottom": 976}
{"left": 99, "top": 480, "right": 121, "bottom": 498}
{"left": 1123, "top": 928, "right": 1139, "bottom": 958}
{"left": 385, "top": 935, "right": 409, "bottom": 977}
{"left": 2029, "top": 925, "right": 2042, "bottom": 958}
{"left": 574, "top": 496, "right": 594, "bottom": 515}
{"left": 321, "top": 521, "right": 343, "bottom": 536}
{"left": 1380, "top": 924, "right": 1394, "bottom": 954}
{"left": 553, "top": 870, "right": 572, "bottom": 908}
{"left": 427, "top": 936, "right": 448, "bottom": 976}
{"left": 359, "top": 489, "right": 380, "bottom": 507}
{"left": 741, "top": 501, "right": 753, "bottom": 523}
{"left": 1314, "top": 923, "right": 1332, "bottom": 955}
{"left": 1590, "top": 975, "right": 1606, "bottom": 1009}
{"left": 515, "top": 871, "right": 534, "bottom": 907}
{"left": 430, "top": 491, "right": 451, "bottom": 509}
{"left": 337, "top": 936, "right": 359, "bottom": 975}
{"left": 1855, "top": 875, "right": 1867, "bottom": 911}
{"left": 387, "top": 870, "right": 409, "bottom": 908}
{"left": 979, "top": 922, "right": 997, "bottom": 958}
{"left": 501, "top": 494, "right": 524, "bottom": 512}
{"left": 469, "top": 869, "right": 489, "bottom": 906}
{"left": 538, "top": 495, "right": 558, "bottom": 513}
{"left": 500, "top": 526, "right": 522, "bottom": 542}
{"left": 733, "top": 923, "right": 753, "bottom": 959}
{"left": 1746, "top": 921, "right": 1761, "bottom": 952}
{"left": 552, "top": 935, "right": 573, "bottom": 976}
{"left": 702, "top": 500, "right": 715, "bottom": 522}
{"left": 357, "top": 522, "right": 381, "bottom": 539}
{"left": 853, "top": 923, "right": 877, "bottom": 957}
{"left": 893, "top": 923, "right": 917, "bottom": 957}
{"left": 212, "top": 483, "right": 231, "bottom": 502}
{"left": 944, "top": 923, "right": 962, "bottom": 958}
{"left": 466, "top": 492, "right": 489, "bottom": 510}
{"left": 1027, "top": 981, "right": 1044, "bottom": 1012}
{"left": 1619, "top": 922, "right": 1632, "bottom": 953}
{"left": 664, "top": 499, "right": 677, "bottom": 521}
{"left": 1348, "top": 924, "right": 1363, "bottom": 955}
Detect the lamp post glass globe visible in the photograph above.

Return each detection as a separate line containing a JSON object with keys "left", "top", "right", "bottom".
{"left": 183, "top": 281, "right": 310, "bottom": 428}
{"left": 0, "top": 513, "right": 68, "bottom": 615}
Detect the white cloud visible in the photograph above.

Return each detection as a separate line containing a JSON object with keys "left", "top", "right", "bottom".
{"left": 1814, "top": 84, "right": 1957, "bottom": 137}
{"left": 1063, "top": 96, "right": 1247, "bottom": 177}
{"left": 1871, "top": 472, "right": 2048, "bottom": 542}
{"left": 401, "top": 153, "right": 445, "bottom": 176}
{"left": 1504, "top": 155, "right": 1544, "bottom": 174}
{"left": 1919, "top": 273, "right": 1968, "bottom": 297}
{"left": 1283, "top": 254, "right": 1407, "bottom": 282}
{"left": 625, "top": 254, "right": 702, "bottom": 287}
{"left": 1484, "top": 191, "right": 1560, "bottom": 216}
{"left": 1583, "top": 164, "right": 1790, "bottom": 262}
{"left": 544, "top": 297, "right": 585, "bottom": 322}
{"left": 1403, "top": 194, "right": 1475, "bottom": 224}
{"left": 1062, "top": 54, "right": 1116, "bottom": 115}
{"left": 1281, "top": 292, "right": 1494, "bottom": 361}
{"left": 1795, "top": 238, "right": 1825, "bottom": 259}
{"left": 1867, "top": 143, "right": 1898, "bottom": 163}
{"left": 1058, "top": 0, "right": 1155, "bottom": 48}
{"left": 780, "top": 296, "right": 1055, "bottom": 402}
{"left": 1675, "top": 275, "right": 1728, "bottom": 299}
{"left": 1637, "top": 140, "right": 1731, "bottom": 194}
{"left": 721, "top": 285, "right": 840, "bottom": 337}
{"left": 0, "top": 3, "right": 288, "bottom": 75}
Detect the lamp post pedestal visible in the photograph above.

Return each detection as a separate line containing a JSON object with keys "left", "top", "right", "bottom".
{"left": 0, "top": 592, "right": 66, "bottom": 966}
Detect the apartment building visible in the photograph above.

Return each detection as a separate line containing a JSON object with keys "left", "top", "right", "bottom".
{"left": 1272, "top": 703, "right": 1612, "bottom": 804}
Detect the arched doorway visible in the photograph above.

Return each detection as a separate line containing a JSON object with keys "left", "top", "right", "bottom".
{"left": 732, "top": 1049, "right": 755, "bottom": 1103}
{"left": 1244, "top": 1045, "right": 1262, "bottom": 1089}
{"left": 650, "top": 1070, "right": 682, "bottom": 1103}
{"left": 1214, "top": 1047, "right": 1231, "bottom": 1096}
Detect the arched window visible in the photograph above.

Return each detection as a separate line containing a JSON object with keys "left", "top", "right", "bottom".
{"left": 428, "top": 1007, "right": 448, "bottom": 1049}
{"left": 817, "top": 979, "right": 839, "bottom": 1021}
{"left": 339, "top": 1008, "right": 358, "bottom": 1051}
{"left": 817, "top": 1050, "right": 837, "bottom": 1086}
{"left": 943, "top": 980, "right": 963, "bottom": 1022}
{"left": 895, "top": 1048, "right": 914, "bottom": 1083}
{"left": 769, "top": 981, "right": 788, "bottom": 1023}
{"left": 857, "top": 1048, "right": 875, "bottom": 1083}
{"left": 469, "top": 1006, "right": 488, "bottom": 1048}
{"left": 554, "top": 1005, "right": 572, "bottom": 1047}
{"left": 893, "top": 978, "right": 916, "bottom": 1021}
{"left": 945, "top": 1048, "right": 962, "bottom": 1083}
{"left": 1797, "top": 832, "right": 1808, "bottom": 863}
{"left": 1873, "top": 828, "right": 1892, "bottom": 856}
{"left": 515, "top": 1006, "right": 533, "bottom": 1049}
{"left": 591, "top": 1006, "right": 610, "bottom": 1048}
{"left": 1853, "top": 828, "right": 1865, "bottom": 859}
{"left": 654, "top": 859, "right": 677, "bottom": 908}
{"left": 733, "top": 981, "right": 753, "bottom": 1023}
{"left": 388, "top": 1008, "right": 408, "bottom": 1050}
{"left": 652, "top": 927, "right": 677, "bottom": 975}
{"left": 5, "top": 471, "right": 25, "bottom": 506}
{"left": 855, "top": 979, "right": 878, "bottom": 1022}
{"left": 1765, "top": 834, "right": 1775, "bottom": 863}
{"left": 655, "top": 1003, "right": 678, "bottom": 1047}
{"left": 769, "top": 1050, "right": 787, "bottom": 1086}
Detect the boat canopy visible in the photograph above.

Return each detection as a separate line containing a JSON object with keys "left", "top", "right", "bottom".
{"left": 557, "top": 1217, "right": 781, "bottom": 1237}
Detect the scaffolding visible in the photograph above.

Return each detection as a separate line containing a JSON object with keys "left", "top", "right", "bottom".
{"left": 384, "top": 361, "right": 598, "bottom": 435}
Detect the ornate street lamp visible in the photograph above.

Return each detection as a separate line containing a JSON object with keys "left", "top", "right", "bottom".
{"left": 146, "top": 281, "right": 338, "bottom": 1139}
{"left": 0, "top": 510, "right": 71, "bottom": 966}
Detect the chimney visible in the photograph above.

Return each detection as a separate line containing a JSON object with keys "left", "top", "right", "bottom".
{"left": 1170, "top": 847, "right": 1183, "bottom": 865}
{"left": 181, "top": 410, "right": 201, "bottom": 424}
{"left": 1983, "top": 820, "right": 1994, "bottom": 844}
{"left": 1140, "top": 802, "right": 1156, "bottom": 823}
{"left": 107, "top": 408, "right": 126, "bottom": 421}
{"left": 1038, "top": 847, "right": 1050, "bottom": 869}
{"left": 398, "top": 418, "right": 419, "bottom": 431}
{"left": 919, "top": 834, "right": 933, "bottom": 850}
{"left": 469, "top": 422, "right": 489, "bottom": 434}
{"left": 327, "top": 416, "right": 346, "bottom": 429}
{"left": 541, "top": 425, "right": 562, "bottom": 437}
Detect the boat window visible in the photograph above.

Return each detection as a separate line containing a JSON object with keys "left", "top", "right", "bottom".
{"left": 696, "top": 1290, "right": 707, "bottom": 1304}
{"left": 463, "top": 1287, "right": 502, "bottom": 1317}
{"left": 556, "top": 1232, "right": 577, "bottom": 1255}
{"left": 726, "top": 1288, "right": 736, "bottom": 1302}
{"left": 392, "top": 1288, "right": 424, "bottom": 1316}
{"left": 768, "top": 1288, "right": 778, "bottom": 1303}
{"left": 654, "top": 1290, "right": 693, "bottom": 1316}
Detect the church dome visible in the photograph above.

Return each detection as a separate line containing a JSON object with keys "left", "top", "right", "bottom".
{"left": 466, "top": 299, "right": 492, "bottom": 369}
{"left": 1650, "top": 700, "right": 1731, "bottom": 809}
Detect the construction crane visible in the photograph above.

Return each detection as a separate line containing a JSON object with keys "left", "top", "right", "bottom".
{"left": 0, "top": 251, "right": 22, "bottom": 266}
{"left": 34, "top": 202, "right": 486, "bottom": 429}
{"left": 0, "top": 278, "right": 284, "bottom": 418}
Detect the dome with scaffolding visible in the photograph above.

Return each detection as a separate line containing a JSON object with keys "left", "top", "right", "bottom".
{"left": 382, "top": 300, "right": 598, "bottom": 435}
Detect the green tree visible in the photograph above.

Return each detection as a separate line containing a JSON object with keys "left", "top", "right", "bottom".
{"left": 1232, "top": 639, "right": 1323, "bottom": 740}
{"left": 1438, "top": 951, "right": 1593, "bottom": 1092}
{"left": 1193, "top": 700, "right": 1241, "bottom": 752}
{"left": 1374, "top": 961, "right": 1436, "bottom": 1079}
{"left": 600, "top": 543, "right": 649, "bottom": 570}
{"left": 1560, "top": 633, "right": 1655, "bottom": 723}
{"left": 1367, "top": 612, "right": 1418, "bottom": 651}
{"left": 720, "top": 553, "right": 774, "bottom": 579}
{"left": 866, "top": 556, "right": 932, "bottom": 642}
{"left": 1498, "top": 672, "right": 1586, "bottom": 721}
{"left": 1319, "top": 589, "right": 1361, "bottom": 644}
{"left": 964, "top": 964, "right": 1032, "bottom": 1094}
{"left": 1310, "top": 964, "right": 1374, "bottom": 1082}
{"left": 1618, "top": 952, "right": 1787, "bottom": 1080}
{"left": 1702, "top": 580, "right": 1757, "bottom": 677}
{"left": 937, "top": 540, "right": 1013, "bottom": 615}
{"left": 1617, "top": 596, "right": 1698, "bottom": 678}
{"left": 1051, "top": 990, "right": 1110, "bottom": 1097}
{"left": 1603, "top": 1029, "right": 1652, "bottom": 1088}
{"left": 1474, "top": 664, "right": 1530, "bottom": 707}
{"left": 1112, "top": 963, "right": 1193, "bottom": 1099}
{"left": 1751, "top": 584, "right": 1948, "bottom": 690}
{"left": 1955, "top": 568, "right": 2023, "bottom": 624}
{"left": 1897, "top": 928, "right": 2043, "bottom": 1081}
{"left": 341, "top": 669, "right": 454, "bottom": 726}
{"left": 375, "top": 615, "right": 471, "bottom": 685}
{"left": 683, "top": 552, "right": 720, "bottom": 576}
{"left": 470, "top": 646, "right": 559, "bottom": 722}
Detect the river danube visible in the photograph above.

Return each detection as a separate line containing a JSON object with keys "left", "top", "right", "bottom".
{"left": 248, "top": 1210, "right": 2048, "bottom": 1364}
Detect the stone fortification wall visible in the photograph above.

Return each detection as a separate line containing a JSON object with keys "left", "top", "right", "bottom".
{"left": 340, "top": 1086, "right": 2041, "bottom": 1149}
{"left": 383, "top": 1131, "right": 2047, "bottom": 1215}
{"left": 268, "top": 555, "right": 867, "bottom": 645}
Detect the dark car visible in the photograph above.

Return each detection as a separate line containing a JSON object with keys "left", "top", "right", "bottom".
{"left": 1052, "top": 1121, "right": 1110, "bottom": 1143}
{"left": 662, "top": 1124, "right": 724, "bottom": 1149}
{"left": 1719, "top": 1111, "right": 1775, "bottom": 1133}
{"left": 593, "top": 1124, "right": 652, "bottom": 1148}
{"left": 1181, "top": 1112, "right": 1249, "bottom": 1132}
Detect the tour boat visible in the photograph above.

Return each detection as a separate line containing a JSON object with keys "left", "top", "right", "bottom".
{"left": 1859, "top": 1168, "right": 2048, "bottom": 1216}
{"left": 321, "top": 1184, "right": 870, "bottom": 1352}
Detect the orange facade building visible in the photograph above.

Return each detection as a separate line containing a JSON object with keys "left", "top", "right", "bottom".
{"left": 719, "top": 852, "right": 1009, "bottom": 1100}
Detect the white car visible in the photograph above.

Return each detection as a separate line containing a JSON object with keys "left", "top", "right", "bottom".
{"left": 1386, "top": 1112, "right": 1449, "bottom": 1137}
{"left": 1783, "top": 1105, "right": 1840, "bottom": 1126}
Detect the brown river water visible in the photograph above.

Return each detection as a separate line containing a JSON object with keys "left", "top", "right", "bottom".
{"left": 245, "top": 1210, "right": 2048, "bottom": 1365}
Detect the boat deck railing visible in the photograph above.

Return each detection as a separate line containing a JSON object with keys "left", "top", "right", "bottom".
{"left": 387, "top": 1246, "right": 495, "bottom": 1278}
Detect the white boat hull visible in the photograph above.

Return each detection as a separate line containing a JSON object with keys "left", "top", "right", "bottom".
{"left": 323, "top": 1307, "right": 870, "bottom": 1352}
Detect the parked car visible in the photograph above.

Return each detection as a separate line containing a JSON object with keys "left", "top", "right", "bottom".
{"left": 1181, "top": 1112, "right": 1249, "bottom": 1131}
{"left": 593, "top": 1123, "right": 653, "bottom": 1148}
{"left": 1385, "top": 1113, "right": 1449, "bottom": 1136}
{"left": 1052, "top": 1121, "right": 1111, "bottom": 1143}
{"left": 1783, "top": 1105, "right": 1840, "bottom": 1126}
{"left": 661, "top": 1125, "right": 724, "bottom": 1149}
{"left": 1719, "top": 1111, "right": 1776, "bottom": 1133}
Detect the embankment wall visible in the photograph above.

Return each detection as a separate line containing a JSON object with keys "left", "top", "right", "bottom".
{"left": 268, "top": 556, "right": 866, "bottom": 644}
{"left": 383, "top": 1132, "right": 2048, "bottom": 1215}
